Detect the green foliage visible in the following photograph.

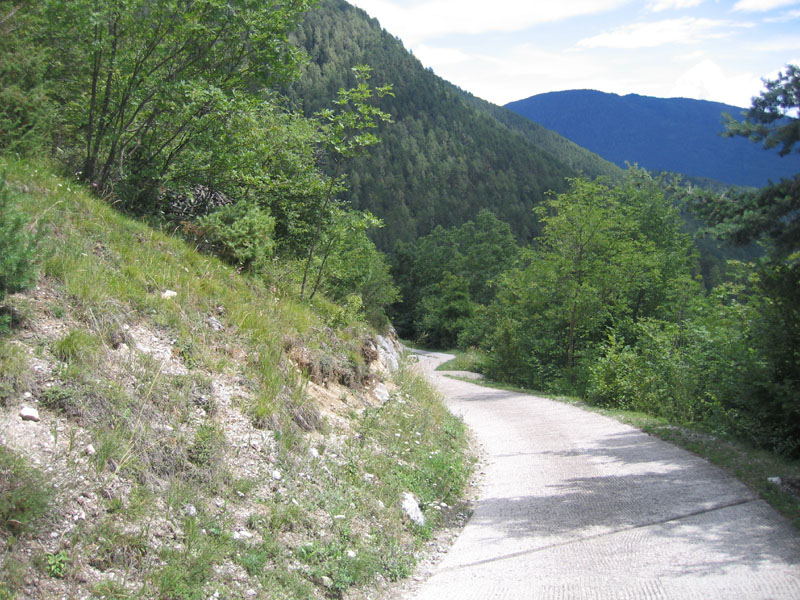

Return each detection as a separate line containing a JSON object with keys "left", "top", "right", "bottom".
{"left": 0, "top": 175, "right": 37, "bottom": 330}
{"left": 482, "top": 171, "right": 698, "bottom": 392}
{"left": 684, "top": 68, "right": 800, "bottom": 455}
{"left": 586, "top": 278, "right": 800, "bottom": 455}
{"left": 288, "top": 0, "right": 620, "bottom": 251}
{"left": 392, "top": 209, "right": 520, "bottom": 346}
{"left": 0, "top": 2, "right": 54, "bottom": 154}
{"left": 0, "top": 340, "right": 32, "bottom": 406}
{"left": 45, "top": 550, "right": 68, "bottom": 578}
{"left": 300, "top": 64, "right": 393, "bottom": 299}
{"left": 724, "top": 64, "right": 800, "bottom": 157}
{"left": 315, "top": 210, "right": 398, "bottom": 327}
{"left": 52, "top": 329, "right": 101, "bottom": 366}
{"left": 417, "top": 273, "right": 474, "bottom": 349}
{"left": 29, "top": 0, "right": 311, "bottom": 203}
{"left": 196, "top": 202, "right": 276, "bottom": 272}
{"left": 0, "top": 445, "right": 53, "bottom": 537}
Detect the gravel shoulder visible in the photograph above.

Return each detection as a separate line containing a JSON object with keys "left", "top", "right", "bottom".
{"left": 407, "top": 350, "right": 800, "bottom": 600}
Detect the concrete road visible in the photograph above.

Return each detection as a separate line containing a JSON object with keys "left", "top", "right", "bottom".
{"left": 410, "top": 351, "right": 800, "bottom": 599}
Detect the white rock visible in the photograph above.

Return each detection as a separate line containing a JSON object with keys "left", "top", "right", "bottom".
{"left": 19, "top": 406, "right": 40, "bottom": 422}
{"left": 86, "top": 444, "right": 96, "bottom": 456}
{"left": 768, "top": 476, "right": 783, "bottom": 485}
{"left": 373, "top": 383, "right": 390, "bottom": 404}
{"left": 346, "top": 549, "right": 357, "bottom": 559}
{"left": 309, "top": 447, "right": 320, "bottom": 458}
{"left": 376, "top": 334, "right": 401, "bottom": 372}
{"left": 363, "top": 473, "right": 375, "bottom": 482}
{"left": 183, "top": 504, "right": 197, "bottom": 517}
{"left": 23, "top": 391, "right": 32, "bottom": 399}
{"left": 206, "top": 316, "right": 224, "bottom": 331}
{"left": 401, "top": 491, "right": 425, "bottom": 526}
{"left": 272, "top": 469, "right": 282, "bottom": 481}
{"left": 161, "top": 289, "right": 178, "bottom": 299}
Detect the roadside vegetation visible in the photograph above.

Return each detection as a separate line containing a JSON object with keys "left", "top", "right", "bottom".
{"left": 403, "top": 67, "right": 800, "bottom": 464}
{"left": 0, "top": 159, "right": 471, "bottom": 598}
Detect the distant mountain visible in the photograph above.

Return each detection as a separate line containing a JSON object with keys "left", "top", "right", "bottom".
{"left": 286, "top": 0, "right": 620, "bottom": 250}
{"left": 505, "top": 90, "right": 797, "bottom": 188}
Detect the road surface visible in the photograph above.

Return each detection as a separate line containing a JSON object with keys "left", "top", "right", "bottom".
{"left": 409, "top": 350, "right": 800, "bottom": 599}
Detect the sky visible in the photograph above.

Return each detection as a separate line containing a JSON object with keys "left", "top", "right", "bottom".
{"left": 347, "top": 0, "right": 800, "bottom": 108}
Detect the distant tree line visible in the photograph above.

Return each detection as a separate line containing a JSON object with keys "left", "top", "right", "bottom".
{"left": 393, "top": 67, "right": 800, "bottom": 456}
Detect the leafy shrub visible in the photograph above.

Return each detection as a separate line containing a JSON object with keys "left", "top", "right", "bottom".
{"left": 0, "top": 175, "right": 37, "bottom": 331}
{"left": 0, "top": 445, "right": 53, "bottom": 537}
{"left": 195, "top": 202, "right": 276, "bottom": 272}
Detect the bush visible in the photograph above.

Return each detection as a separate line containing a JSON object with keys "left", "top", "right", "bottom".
{"left": 0, "top": 175, "right": 37, "bottom": 331}
{"left": 195, "top": 201, "right": 276, "bottom": 272}
{"left": 0, "top": 445, "right": 53, "bottom": 537}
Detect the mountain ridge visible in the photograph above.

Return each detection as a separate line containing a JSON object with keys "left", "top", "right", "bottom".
{"left": 505, "top": 89, "right": 797, "bottom": 188}
{"left": 285, "top": 0, "right": 621, "bottom": 249}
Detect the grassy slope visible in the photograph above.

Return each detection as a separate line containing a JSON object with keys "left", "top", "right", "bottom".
{"left": 435, "top": 353, "right": 800, "bottom": 530}
{"left": 0, "top": 159, "right": 472, "bottom": 600}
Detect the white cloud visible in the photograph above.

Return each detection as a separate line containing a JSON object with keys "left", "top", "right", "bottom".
{"left": 764, "top": 8, "right": 800, "bottom": 20}
{"left": 413, "top": 44, "right": 472, "bottom": 66}
{"left": 349, "top": 0, "right": 631, "bottom": 44}
{"left": 647, "top": 0, "right": 704, "bottom": 12}
{"left": 733, "top": 0, "right": 799, "bottom": 12}
{"left": 577, "top": 18, "right": 740, "bottom": 48}
{"left": 748, "top": 36, "right": 800, "bottom": 51}
{"left": 670, "top": 59, "right": 762, "bottom": 106}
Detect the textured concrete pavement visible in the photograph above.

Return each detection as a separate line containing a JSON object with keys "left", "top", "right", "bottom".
{"left": 409, "top": 351, "right": 800, "bottom": 599}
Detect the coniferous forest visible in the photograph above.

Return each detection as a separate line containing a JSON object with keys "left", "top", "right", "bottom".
{"left": 2, "top": 0, "right": 799, "bottom": 462}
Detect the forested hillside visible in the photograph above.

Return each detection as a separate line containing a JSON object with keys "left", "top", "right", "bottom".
{"left": 505, "top": 90, "right": 797, "bottom": 188}
{"left": 285, "top": 0, "right": 620, "bottom": 249}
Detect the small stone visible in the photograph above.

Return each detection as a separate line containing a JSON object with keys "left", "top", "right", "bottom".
{"left": 183, "top": 504, "right": 197, "bottom": 517}
{"left": 86, "top": 444, "right": 96, "bottom": 456}
{"left": 401, "top": 491, "right": 425, "bottom": 526}
{"left": 363, "top": 473, "right": 375, "bottom": 482}
{"left": 206, "top": 316, "right": 225, "bottom": 331}
{"left": 19, "top": 406, "right": 40, "bottom": 422}
{"left": 321, "top": 576, "right": 334, "bottom": 588}
{"left": 272, "top": 469, "right": 282, "bottom": 481}
{"left": 768, "top": 476, "right": 783, "bottom": 485}
{"left": 23, "top": 391, "right": 32, "bottom": 399}
{"left": 309, "top": 447, "right": 320, "bottom": 458}
{"left": 346, "top": 549, "right": 357, "bottom": 559}
{"left": 245, "top": 590, "right": 257, "bottom": 598}
{"left": 373, "top": 383, "right": 390, "bottom": 404}
{"left": 161, "top": 289, "right": 178, "bottom": 299}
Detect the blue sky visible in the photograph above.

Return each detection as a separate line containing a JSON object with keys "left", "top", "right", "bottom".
{"left": 348, "top": 0, "right": 800, "bottom": 108}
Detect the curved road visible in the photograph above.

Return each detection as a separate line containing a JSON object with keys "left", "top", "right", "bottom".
{"left": 410, "top": 350, "right": 800, "bottom": 600}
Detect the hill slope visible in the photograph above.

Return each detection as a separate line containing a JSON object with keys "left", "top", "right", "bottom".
{"left": 0, "top": 159, "right": 471, "bottom": 599}
{"left": 286, "top": 0, "right": 620, "bottom": 249}
{"left": 505, "top": 89, "right": 797, "bottom": 188}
